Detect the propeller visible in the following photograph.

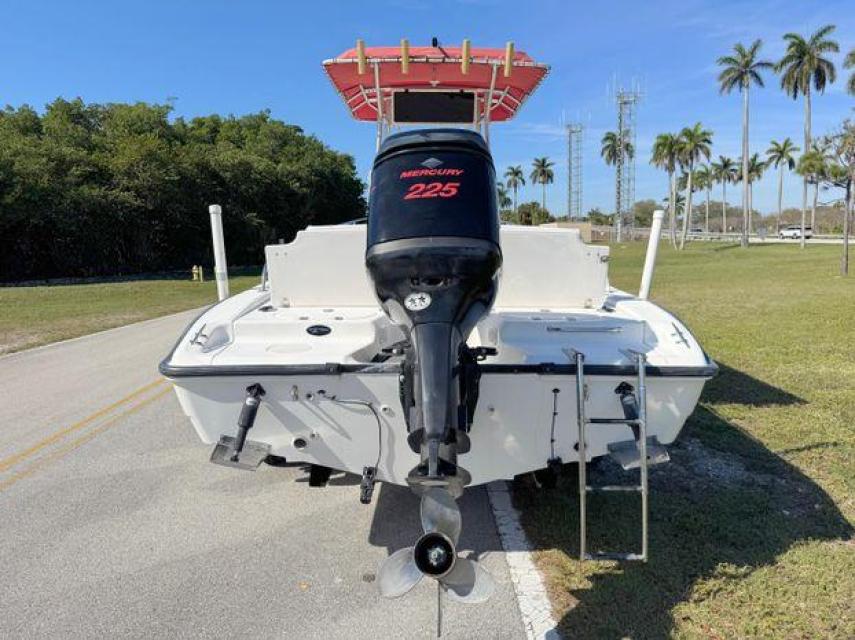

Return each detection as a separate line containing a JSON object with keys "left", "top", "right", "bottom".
{"left": 377, "top": 488, "right": 495, "bottom": 604}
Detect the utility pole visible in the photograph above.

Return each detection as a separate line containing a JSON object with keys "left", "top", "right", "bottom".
{"left": 567, "top": 123, "right": 583, "bottom": 219}
{"left": 614, "top": 87, "right": 641, "bottom": 241}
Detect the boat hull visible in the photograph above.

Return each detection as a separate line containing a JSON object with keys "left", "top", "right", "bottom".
{"left": 167, "top": 368, "right": 708, "bottom": 486}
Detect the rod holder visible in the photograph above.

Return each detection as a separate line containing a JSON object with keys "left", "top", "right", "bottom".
{"left": 356, "top": 39, "right": 367, "bottom": 75}
{"left": 400, "top": 38, "right": 409, "bottom": 74}
{"left": 503, "top": 42, "right": 514, "bottom": 77}
{"left": 461, "top": 39, "right": 471, "bottom": 75}
{"left": 639, "top": 209, "right": 664, "bottom": 300}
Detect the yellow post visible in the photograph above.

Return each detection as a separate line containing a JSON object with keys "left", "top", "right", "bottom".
{"left": 198, "top": 266, "right": 204, "bottom": 283}
{"left": 504, "top": 41, "right": 514, "bottom": 77}
{"left": 191, "top": 265, "right": 198, "bottom": 281}
{"left": 356, "top": 39, "right": 367, "bottom": 75}
{"left": 461, "top": 39, "right": 471, "bottom": 75}
{"left": 401, "top": 38, "right": 409, "bottom": 74}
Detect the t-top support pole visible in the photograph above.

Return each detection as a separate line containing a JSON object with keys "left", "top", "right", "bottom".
{"left": 209, "top": 204, "right": 229, "bottom": 301}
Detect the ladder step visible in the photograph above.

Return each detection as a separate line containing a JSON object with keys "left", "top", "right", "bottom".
{"left": 587, "top": 418, "right": 641, "bottom": 425}
{"left": 607, "top": 436, "right": 669, "bottom": 471}
{"left": 583, "top": 552, "right": 646, "bottom": 562}
{"left": 586, "top": 485, "right": 642, "bottom": 493}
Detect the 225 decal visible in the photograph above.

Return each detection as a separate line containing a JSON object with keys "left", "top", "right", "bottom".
{"left": 403, "top": 182, "right": 461, "bottom": 200}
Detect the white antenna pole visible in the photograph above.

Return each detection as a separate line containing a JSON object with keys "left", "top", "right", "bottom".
{"left": 639, "top": 210, "right": 664, "bottom": 300}
{"left": 209, "top": 204, "right": 230, "bottom": 301}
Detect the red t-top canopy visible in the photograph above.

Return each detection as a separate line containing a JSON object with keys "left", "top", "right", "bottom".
{"left": 323, "top": 45, "right": 549, "bottom": 123}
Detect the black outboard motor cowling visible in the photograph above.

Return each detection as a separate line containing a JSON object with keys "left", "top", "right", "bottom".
{"left": 366, "top": 129, "right": 501, "bottom": 486}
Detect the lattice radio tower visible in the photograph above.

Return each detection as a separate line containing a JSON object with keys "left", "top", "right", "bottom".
{"left": 614, "top": 86, "right": 641, "bottom": 241}
{"left": 566, "top": 123, "right": 583, "bottom": 219}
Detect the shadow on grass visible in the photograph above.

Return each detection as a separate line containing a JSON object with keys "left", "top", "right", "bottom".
{"left": 515, "top": 404, "right": 852, "bottom": 639}
{"left": 703, "top": 362, "right": 805, "bottom": 407}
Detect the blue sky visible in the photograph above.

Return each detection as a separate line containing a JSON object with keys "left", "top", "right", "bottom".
{"left": 2, "top": 0, "right": 853, "bottom": 214}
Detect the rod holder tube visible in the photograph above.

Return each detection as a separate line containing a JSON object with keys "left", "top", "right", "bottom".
{"left": 400, "top": 38, "right": 409, "bottom": 74}
{"left": 209, "top": 204, "right": 229, "bottom": 301}
{"left": 639, "top": 209, "right": 664, "bottom": 300}
{"left": 356, "top": 39, "right": 367, "bottom": 75}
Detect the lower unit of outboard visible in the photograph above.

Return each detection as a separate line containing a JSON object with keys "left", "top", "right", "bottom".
{"left": 365, "top": 129, "right": 501, "bottom": 495}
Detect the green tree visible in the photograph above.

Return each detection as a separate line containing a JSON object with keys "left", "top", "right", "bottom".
{"left": 776, "top": 25, "right": 839, "bottom": 248}
{"left": 746, "top": 153, "right": 766, "bottom": 233}
{"left": 585, "top": 207, "right": 613, "bottom": 226}
{"left": 717, "top": 39, "right": 773, "bottom": 248}
{"left": 766, "top": 138, "right": 800, "bottom": 230}
{"left": 504, "top": 165, "right": 525, "bottom": 214}
{"left": 651, "top": 133, "right": 681, "bottom": 246}
{"left": 529, "top": 157, "right": 555, "bottom": 215}
{"left": 694, "top": 164, "right": 713, "bottom": 233}
{"left": 796, "top": 149, "right": 827, "bottom": 247}
{"left": 0, "top": 100, "right": 365, "bottom": 281}
{"left": 497, "top": 182, "right": 512, "bottom": 210}
{"left": 823, "top": 120, "right": 855, "bottom": 273}
{"left": 517, "top": 201, "right": 551, "bottom": 226}
{"left": 845, "top": 49, "right": 855, "bottom": 96}
{"left": 677, "top": 123, "right": 713, "bottom": 249}
{"left": 601, "top": 131, "right": 634, "bottom": 239}
{"left": 711, "top": 155, "right": 738, "bottom": 233}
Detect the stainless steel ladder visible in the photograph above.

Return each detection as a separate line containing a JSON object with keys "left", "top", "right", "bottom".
{"left": 570, "top": 347, "right": 649, "bottom": 562}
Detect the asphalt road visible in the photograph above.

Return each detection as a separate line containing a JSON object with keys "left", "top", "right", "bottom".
{"left": 0, "top": 311, "right": 525, "bottom": 640}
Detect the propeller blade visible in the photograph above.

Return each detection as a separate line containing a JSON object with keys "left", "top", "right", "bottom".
{"left": 378, "top": 547, "right": 423, "bottom": 598}
{"left": 441, "top": 557, "right": 495, "bottom": 604}
{"left": 420, "top": 488, "right": 462, "bottom": 543}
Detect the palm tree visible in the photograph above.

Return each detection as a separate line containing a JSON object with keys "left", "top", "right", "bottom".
{"left": 746, "top": 153, "right": 766, "bottom": 233}
{"left": 695, "top": 164, "right": 713, "bottom": 233}
{"left": 677, "top": 123, "right": 713, "bottom": 249}
{"left": 496, "top": 182, "right": 512, "bottom": 211}
{"left": 529, "top": 157, "right": 555, "bottom": 216}
{"left": 711, "top": 155, "right": 737, "bottom": 233}
{"left": 504, "top": 166, "right": 525, "bottom": 215}
{"left": 718, "top": 39, "right": 773, "bottom": 248}
{"left": 796, "top": 149, "right": 827, "bottom": 248}
{"left": 845, "top": 48, "right": 855, "bottom": 96}
{"left": 776, "top": 25, "right": 839, "bottom": 248}
{"left": 766, "top": 138, "right": 800, "bottom": 231}
{"left": 651, "top": 133, "right": 681, "bottom": 245}
{"left": 601, "top": 131, "right": 634, "bottom": 240}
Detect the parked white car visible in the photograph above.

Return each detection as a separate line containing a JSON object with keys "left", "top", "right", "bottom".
{"left": 779, "top": 225, "right": 813, "bottom": 239}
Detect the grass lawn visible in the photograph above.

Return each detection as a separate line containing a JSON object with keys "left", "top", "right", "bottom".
{"left": 0, "top": 273, "right": 260, "bottom": 355}
{"left": 516, "top": 242, "right": 855, "bottom": 638}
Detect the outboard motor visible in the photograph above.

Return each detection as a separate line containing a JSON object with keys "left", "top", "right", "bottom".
{"left": 366, "top": 129, "right": 501, "bottom": 493}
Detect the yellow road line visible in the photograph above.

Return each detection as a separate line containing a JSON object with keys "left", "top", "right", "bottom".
{"left": 0, "top": 378, "right": 166, "bottom": 474}
{"left": 0, "top": 386, "right": 172, "bottom": 492}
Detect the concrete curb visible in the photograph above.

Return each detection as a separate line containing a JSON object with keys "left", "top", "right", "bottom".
{"left": 487, "top": 481, "right": 561, "bottom": 640}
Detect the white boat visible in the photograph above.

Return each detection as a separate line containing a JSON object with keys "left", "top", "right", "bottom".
{"left": 161, "top": 41, "right": 715, "bottom": 606}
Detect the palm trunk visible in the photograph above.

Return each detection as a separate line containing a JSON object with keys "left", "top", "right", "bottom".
{"left": 705, "top": 186, "right": 710, "bottom": 233}
{"left": 811, "top": 179, "right": 818, "bottom": 239}
{"left": 741, "top": 84, "right": 749, "bottom": 248}
{"left": 670, "top": 171, "right": 677, "bottom": 246}
{"left": 801, "top": 89, "right": 811, "bottom": 249}
{"left": 810, "top": 194, "right": 816, "bottom": 233}
{"left": 513, "top": 186, "right": 518, "bottom": 216}
{"left": 777, "top": 164, "right": 784, "bottom": 233}
{"left": 749, "top": 183, "right": 753, "bottom": 234}
{"left": 680, "top": 162, "right": 694, "bottom": 249}
{"left": 842, "top": 180, "right": 851, "bottom": 276}
{"left": 722, "top": 180, "right": 727, "bottom": 234}
{"left": 541, "top": 182, "right": 546, "bottom": 221}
